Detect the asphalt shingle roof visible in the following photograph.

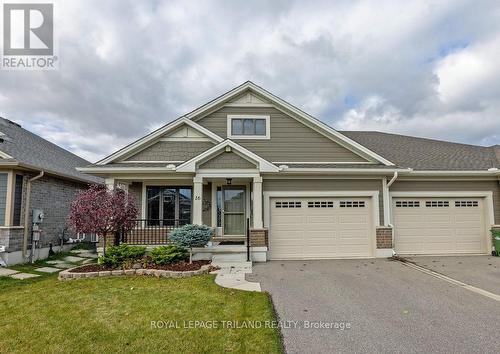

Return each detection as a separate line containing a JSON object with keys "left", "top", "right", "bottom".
{"left": 341, "top": 131, "right": 500, "bottom": 171}
{"left": 0, "top": 117, "right": 101, "bottom": 183}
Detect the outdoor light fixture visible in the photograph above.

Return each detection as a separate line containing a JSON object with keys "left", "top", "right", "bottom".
{"left": 226, "top": 178, "right": 232, "bottom": 185}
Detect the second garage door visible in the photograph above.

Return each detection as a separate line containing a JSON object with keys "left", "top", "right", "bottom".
{"left": 269, "top": 197, "right": 373, "bottom": 259}
{"left": 393, "top": 198, "right": 487, "bottom": 255}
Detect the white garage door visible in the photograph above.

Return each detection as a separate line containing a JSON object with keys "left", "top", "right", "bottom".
{"left": 269, "top": 198, "right": 373, "bottom": 259}
{"left": 393, "top": 198, "right": 487, "bottom": 255}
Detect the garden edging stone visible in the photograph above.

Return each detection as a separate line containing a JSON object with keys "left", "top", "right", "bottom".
{"left": 58, "top": 265, "right": 212, "bottom": 280}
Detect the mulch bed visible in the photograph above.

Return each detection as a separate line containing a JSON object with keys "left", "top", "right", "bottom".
{"left": 69, "top": 260, "right": 212, "bottom": 273}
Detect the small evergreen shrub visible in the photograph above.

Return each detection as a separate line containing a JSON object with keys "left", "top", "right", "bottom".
{"left": 169, "top": 224, "right": 213, "bottom": 263}
{"left": 99, "top": 244, "right": 147, "bottom": 268}
{"left": 151, "top": 245, "right": 189, "bottom": 265}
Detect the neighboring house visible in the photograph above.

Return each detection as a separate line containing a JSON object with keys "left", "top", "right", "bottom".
{"left": 79, "top": 82, "right": 500, "bottom": 261}
{"left": 0, "top": 117, "right": 101, "bottom": 265}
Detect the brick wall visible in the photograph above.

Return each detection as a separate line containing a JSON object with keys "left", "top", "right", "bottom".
{"left": 25, "top": 174, "right": 88, "bottom": 249}
{"left": 0, "top": 227, "right": 24, "bottom": 252}
{"left": 249, "top": 228, "right": 268, "bottom": 247}
{"left": 376, "top": 227, "right": 393, "bottom": 249}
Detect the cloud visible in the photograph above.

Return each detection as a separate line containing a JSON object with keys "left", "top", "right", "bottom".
{"left": 1, "top": 0, "right": 500, "bottom": 162}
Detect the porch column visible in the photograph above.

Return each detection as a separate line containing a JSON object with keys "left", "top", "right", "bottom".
{"left": 104, "top": 178, "right": 115, "bottom": 190}
{"left": 252, "top": 176, "right": 263, "bottom": 228}
{"left": 192, "top": 176, "right": 203, "bottom": 225}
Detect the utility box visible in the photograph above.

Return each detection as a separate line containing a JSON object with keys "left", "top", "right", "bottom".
{"left": 32, "top": 209, "right": 44, "bottom": 224}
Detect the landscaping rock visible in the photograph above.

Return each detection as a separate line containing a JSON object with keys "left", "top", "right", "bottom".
{"left": 124, "top": 269, "right": 136, "bottom": 276}
{"left": 132, "top": 263, "right": 142, "bottom": 269}
{"left": 64, "top": 256, "right": 87, "bottom": 263}
{"left": 99, "top": 271, "right": 111, "bottom": 277}
{"left": 111, "top": 270, "right": 124, "bottom": 276}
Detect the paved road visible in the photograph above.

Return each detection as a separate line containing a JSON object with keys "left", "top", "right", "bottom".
{"left": 405, "top": 255, "right": 500, "bottom": 295}
{"left": 248, "top": 259, "right": 500, "bottom": 354}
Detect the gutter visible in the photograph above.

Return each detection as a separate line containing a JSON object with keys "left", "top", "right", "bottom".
{"left": 384, "top": 171, "right": 399, "bottom": 255}
{"left": 22, "top": 170, "right": 44, "bottom": 261}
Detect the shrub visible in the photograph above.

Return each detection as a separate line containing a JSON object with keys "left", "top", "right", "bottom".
{"left": 99, "top": 244, "right": 146, "bottom": 268}
{"left": 150, "top": 245, "right": 189, "bottom": 265}
{"left": 170, "top": 224, "right": 213, "bottom": 263}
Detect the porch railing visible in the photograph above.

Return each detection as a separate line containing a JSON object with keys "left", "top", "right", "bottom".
{"left": 119, "top": 219, "right": 187, "bottom": 245}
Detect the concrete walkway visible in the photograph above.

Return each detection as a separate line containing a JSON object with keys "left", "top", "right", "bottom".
{"left": 211, "top": 261, "right": 261, "bottom": 292}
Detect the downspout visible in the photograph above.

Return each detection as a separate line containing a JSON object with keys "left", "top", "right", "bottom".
{"left": 385, "top": 171, "right": 398, "bottom": 254}
{"left": 22, "top": 171, "right": 44, "bottom": 260}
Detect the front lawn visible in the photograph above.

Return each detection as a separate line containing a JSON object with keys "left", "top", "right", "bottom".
{"left": 0, "top": 274, "right": 282, "bottom": 353}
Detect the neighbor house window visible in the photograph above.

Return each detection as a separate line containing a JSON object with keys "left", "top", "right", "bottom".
{"left": 227, "top": 115, "right": 270, "bottom": 139}
{"left": 13, "top": 174, "right": 23, "bottom": 226}
{"left": 146, "top": 186, "right": 192, "bottom": 226}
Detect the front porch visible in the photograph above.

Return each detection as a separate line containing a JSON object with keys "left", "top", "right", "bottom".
{"left": 108, "top": 174, "right": 268, "bottom": 261}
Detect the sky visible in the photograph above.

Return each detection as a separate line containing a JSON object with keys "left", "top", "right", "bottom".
{"left": 1, "top": 0, "right": 500, "bottom": 162}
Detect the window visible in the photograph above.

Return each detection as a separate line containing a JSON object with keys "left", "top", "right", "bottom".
{"left": 425, "top": 200, "right": 449, "bottom": 208}
{"left": 455, "top": 201, "right": 479, "bottom": 207}
{"left": 275, "top": 201, "right": 301, "bottom": 208}
{"left": 227, "top": 115, "right": 270, "bottom": 139}
{"left": 146, "top": 186, "right": 192, "bottom": 226}
{"left": 340, "top": 201, "right": 366, "bottom": 208}
{"left": 308, "top": 201, "right": 334, "bottom": 208}
{"left": 396, "top": 201, "right": 420, "bottom": 208}
{"left": 13, "top": 175, "right": 23, "bottom": 226}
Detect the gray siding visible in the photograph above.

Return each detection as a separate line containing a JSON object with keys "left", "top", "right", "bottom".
{"left": 124, "top": 141, "right": 214, "bottom": 162}
{"left": 391, "top": 180, "right": 500, "bottom": 224}
{"left": 199, "top": 152, "right": 256, "bottom": 169}
{"left": 197, "top": 107, "right": 369, "bottom": 163}
{"left": 263, "top": 179, "right": 384, "bottom": 224}
{"left": 0, "top": 173, "right": 7, "bottom": 225}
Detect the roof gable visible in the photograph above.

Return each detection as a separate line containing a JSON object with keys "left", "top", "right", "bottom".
{"left": 97, "top": 118, "right": 223, "bottom": 165}
{"left": 176, "top": 140, "right": 279, "bottom": 173}
{"left": 188, "top": 82, "right": 394, "bottom": 166}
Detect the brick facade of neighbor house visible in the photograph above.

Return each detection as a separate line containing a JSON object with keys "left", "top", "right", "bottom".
{"left": 376, "top": 227, "right": 393, "bottom": 249}
{"left": 249, "top": 228, "right": 268, "bottom": 247}
{"left": 0, "top": 227, "right": 24, "bottom": 252}
{"left": 21, "top": 174, "right": 88, "bottom": 251}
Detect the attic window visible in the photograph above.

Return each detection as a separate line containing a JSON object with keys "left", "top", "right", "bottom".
{"left": 227, "top": 115, "right": 270, "bottom": 139}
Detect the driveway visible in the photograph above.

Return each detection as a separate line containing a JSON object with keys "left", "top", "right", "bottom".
{"left": 404, "top": 255, "right": 500, "bottom": 295}
{"left": 248, "top": 259, "right": 500, "bottom": 354}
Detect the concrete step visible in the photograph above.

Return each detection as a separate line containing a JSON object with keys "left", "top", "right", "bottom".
{"left": 212, "top": 252, "right": 248, "bottom": 262}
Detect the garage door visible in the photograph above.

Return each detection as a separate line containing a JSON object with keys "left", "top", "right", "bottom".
{"left": 269, "top": 198, "right": 373, "bottom": 259}
{"left": 393, "top": 198, "right": 487, "bottom": 255}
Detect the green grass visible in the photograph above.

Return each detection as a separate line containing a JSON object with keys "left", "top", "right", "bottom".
{"left": 0, "top": 274, "right": 282, "bottom": 354}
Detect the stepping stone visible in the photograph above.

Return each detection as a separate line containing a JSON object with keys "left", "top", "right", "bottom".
{"left": 63, "top": 256, "right": 86, "bottom": 263}
{"left": 70, "top": 249, "right": 90, "bottom": 254}
{"left": 82, "top": 259, "right": 95, "bottom": 264}
{"left": 34, "top": 267, "right": 61, "bottom": 273}
{"left": 53, "top": 263, "right": 73, "bottom": 269}
{"left": 46, "top": 260, "right": 67, "bottom": 265}
{"left": 0, "top": 268, "right": 19, "bottom": 276}
{"left": 10, "top": 273, "right": 40, "bottom": 280}
{"left": 79, "top": 253, "right": 98, "bottom": 259}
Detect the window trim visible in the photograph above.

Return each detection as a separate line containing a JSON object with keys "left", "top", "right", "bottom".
{"left": 145, "top": 186, "right": 193, "bottom": 226}
{"left": 227, "top": 114, "right": 270, "bottom": 140}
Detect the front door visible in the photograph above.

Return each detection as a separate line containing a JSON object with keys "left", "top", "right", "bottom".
{"left": 222, "top": 186, "right": 246, "bottom": 236}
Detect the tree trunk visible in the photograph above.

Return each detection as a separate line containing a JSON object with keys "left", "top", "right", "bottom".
{"left": 103, "top": 233, "right": 107, "bottom": 256}
{"left": 189, "top": 248, "right": 193, "bottom": 264}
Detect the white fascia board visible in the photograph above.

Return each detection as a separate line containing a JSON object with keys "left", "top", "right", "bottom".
{"left": 408, "top": 170, "right": 499, "bottom": 176}
{"left": 77, "top": 167, "right": 177, "bottom": 174}
{"left": 281, "top": 168, "right": 409, "bottom": 174}
{"left": 96, "top": 118, "right": 223, "bottom": 165}
{"left": 0, "top": 150, "right": 13, "bottom": 159}
{"left": 185, "top": 81, "right": 394, "bottom": 166}
{"left": 175, "top": 139, "right": 279, "bottom": 173}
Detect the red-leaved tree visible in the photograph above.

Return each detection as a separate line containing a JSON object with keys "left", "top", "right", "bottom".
{"left": 68, "top": 184, "right": 138, "bottom": 254}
